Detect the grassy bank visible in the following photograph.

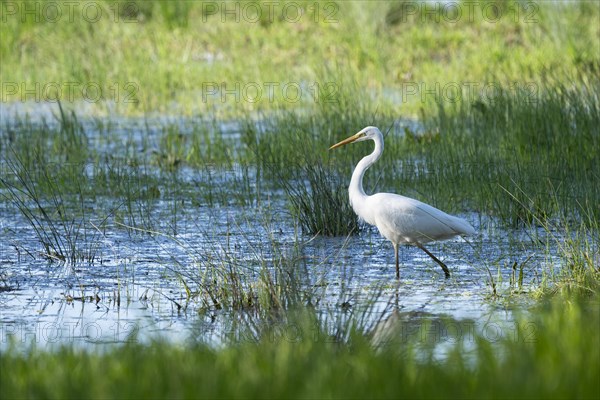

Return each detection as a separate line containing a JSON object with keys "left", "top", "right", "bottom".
{"left": 1, "top": 0, "right": 598, "bottom": 116}
{"left": 2, "top": 296, "right": 599, "bottom": 399}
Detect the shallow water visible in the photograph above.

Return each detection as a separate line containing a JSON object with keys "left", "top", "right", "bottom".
{"left": 0, "top": 197, "right": 552, "bottom": 351}
{"left": 0, "top": 110, "right": 558, "bottom": 351}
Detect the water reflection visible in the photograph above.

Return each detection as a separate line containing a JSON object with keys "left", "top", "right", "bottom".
{"left": 1, "top": 199, "right": 547, "bottom": 351}
{"left": 0, "top": 109, "right": 554, "bottom": 351}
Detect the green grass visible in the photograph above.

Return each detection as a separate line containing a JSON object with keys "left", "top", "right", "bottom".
{"left": 2, "top": 75, "right": 597, "bottom": 286}
{"left": 280, "top": 160, "right": 359, "bottom": 236}
{"left": 427, "top": 78, "right": 599, "bottom": 225}
{"left": 1, "top": 3, "right": 599, "bottom": 398}
{"left": 223, "top": 72, "right": 598, "bottom": 236}
{"left": 1, "top": 1, "right": 598, "bottom": 116}
{"left": 1, "top": 296, "right": 599, "bottom": 399}
{"left": 2, "top": 0, "right": 598, "bottom": 235}
{"left": 168, "top": 213, "right": 315, "bottom": 314}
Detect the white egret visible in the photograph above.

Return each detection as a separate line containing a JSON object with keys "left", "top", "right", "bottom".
{"left": 330, "top": 126, "right": 475, "bottom": 279}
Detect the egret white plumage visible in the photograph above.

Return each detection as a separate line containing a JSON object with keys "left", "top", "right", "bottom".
{"left": 330, "top": 126, "right": 475, "bottom": 279}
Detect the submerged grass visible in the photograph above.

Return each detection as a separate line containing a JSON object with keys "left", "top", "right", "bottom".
{"left": 281, "top": 160, "right": 359, "bottom": 236}
{"left": 221, "top": 72, "right": 598, "bottom": 239}
{"left": 1, "top": 296, "right": 598, "bottom": 399}
{"left": 2, "top": 74, "right": 598, "bottom": 295}
{"left": 175, "top": 221, "right": 313, "bottom": 314}
{"left": 1, "top": 153, "right": 104, "bottom": 263}
{"left": 417, "top": 76, "right": 600, "bottom": 226}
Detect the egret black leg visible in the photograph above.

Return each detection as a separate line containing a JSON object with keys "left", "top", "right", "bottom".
{"left": 415, "top": 243, "right": 451, "bottom": 278}
{"left": 393, "top": 243, "right": 400, "bottom": 280}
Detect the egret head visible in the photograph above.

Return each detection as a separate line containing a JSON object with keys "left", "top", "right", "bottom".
{"left": 329, "top": 126, "right": 382, "bottom": 150}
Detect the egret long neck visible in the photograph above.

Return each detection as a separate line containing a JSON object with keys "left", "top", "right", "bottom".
{"left": 349, "top": 134, "right": 383, "bottom": 206}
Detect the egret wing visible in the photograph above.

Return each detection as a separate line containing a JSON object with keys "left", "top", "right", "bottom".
{"left": 368, "top": 193, "right": 474, "bottom": 244}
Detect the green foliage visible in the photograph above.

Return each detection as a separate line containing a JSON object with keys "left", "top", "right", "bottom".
{"left": 1, "top": 298, "right": 598, "bottom": 399}
{"left": 1, "top": 1, "right": 598, "bottom": 116}
{"left": 281, "top": 160, "right": 359, "bottom": 236}
{"left": 173, "top": 218, "right": 312, "bottom": 314}
{"left": 1, "top": 6, "right": 599, "bottom": 399}
{"left": 415, "top": 76, "right": 600, "bottom": 226}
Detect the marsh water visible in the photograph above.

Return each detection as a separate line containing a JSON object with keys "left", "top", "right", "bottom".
{"left": 0, "top": 108, "right": 554, "bottom": 351}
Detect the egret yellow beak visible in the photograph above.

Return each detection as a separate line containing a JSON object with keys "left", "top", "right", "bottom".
{"left": 329, "top": 132, "right": 365, "bottom": 150}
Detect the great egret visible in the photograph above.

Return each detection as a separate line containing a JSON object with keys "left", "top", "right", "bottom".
{"left": 329, "top": 126, "right": 475, "bottom": 279}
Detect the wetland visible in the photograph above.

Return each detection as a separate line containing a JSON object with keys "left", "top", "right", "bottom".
{"left": 1, "top": 1, "right": 599, "bottom": 398}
